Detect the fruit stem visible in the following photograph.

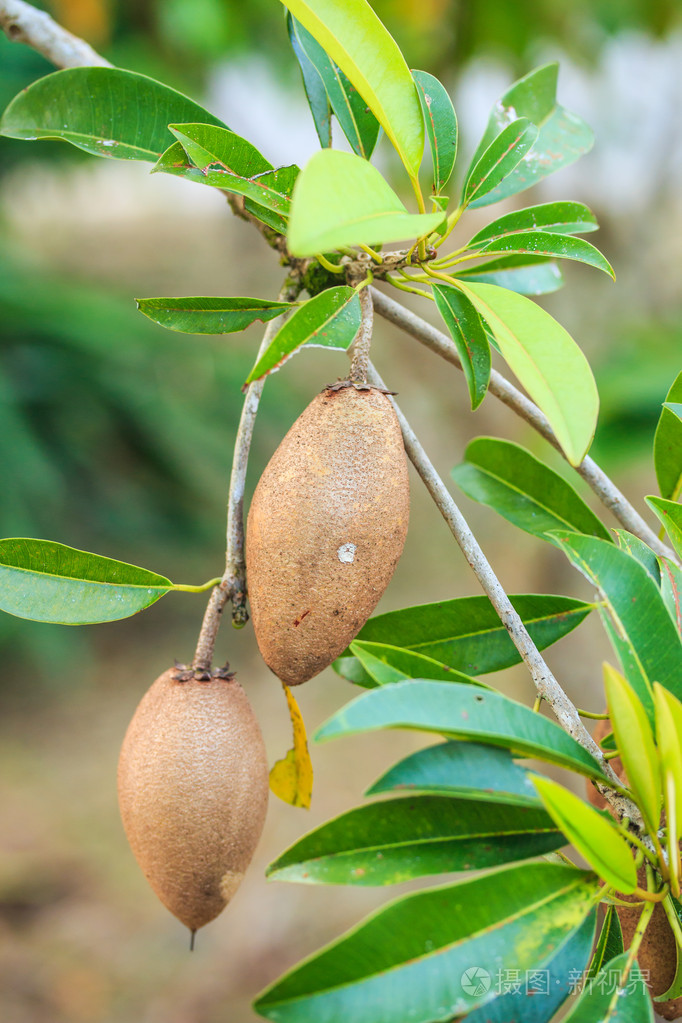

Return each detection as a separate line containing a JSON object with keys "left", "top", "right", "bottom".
{"left": 348, "top": 286, "right": 374, "bottom": 386}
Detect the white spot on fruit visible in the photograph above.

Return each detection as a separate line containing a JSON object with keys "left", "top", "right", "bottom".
{"left": 337, "top": 542, "right": 357, "bottom": 564}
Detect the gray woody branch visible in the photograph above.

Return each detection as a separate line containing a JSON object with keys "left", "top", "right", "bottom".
{"left": 0, "top": 0, "right": 111, "bottom": 67}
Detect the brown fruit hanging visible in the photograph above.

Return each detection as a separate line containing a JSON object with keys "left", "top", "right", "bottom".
{"left": 117, "top": 667, "right": 269, "bottom": 934}
{"left": 246, "top": 383, "right": 410, "bottom": 685}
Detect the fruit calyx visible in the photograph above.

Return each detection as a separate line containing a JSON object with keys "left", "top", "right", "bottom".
{"left": 324, "top": 379, "right": 397, "bottom": 395}
{"left": 172, "top": 662, "right": 236, "bottom": 683}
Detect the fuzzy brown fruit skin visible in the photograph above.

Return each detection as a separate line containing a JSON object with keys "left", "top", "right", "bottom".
{"left": 587, "top": 715, "right": 682, "bottom": 1019}
{"left": 246, "top": 385, "right": 410, "bottom": 685}
{"left": 117, "top": 668, "right": 269, "bottom": 933}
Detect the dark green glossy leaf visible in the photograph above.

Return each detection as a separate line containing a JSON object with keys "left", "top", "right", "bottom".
{"left": 431, "top": 284, "right": 491, "bottom": 409}
{"left": 614, "top": 530, "right": 660, "bottom": 586}
{"left": 348, "top": 640, "right": 484, "bottom": 688}
{"left": 654, "top": 372, "right": 682, "bottom": 500}
{"left": 288, "top": 16, "right": 380, "bottom": 158}
{"left": 465, "top": 909, "right": 597, "bottom": 1023}
{"left": 656, "top": 895, "right": 682, "bottom": 999}
{"left": 468, "top": 202, "right": 599, "bottom": 246}
{"left": 412, "top": 70, "right": 457, "bottom": 192}
{"left": 452, "top": 437, "right": 611, "bottom": 545}
{"left": 646, "top": 496, "right": 682, "bottom": 561}
{"left": 287, "top": 12, "right": 332, "bottom": 147}
{"left": 587, "top": 905, "right": 624, "bottom": 980}
{"left": 467, "top": 63, "right": 594, "bottom": 208}
{"left": 456, "top": 255, "right": 564, "bottom": 295}
{"left": 475, "top": 231, "right": 613, "bottom": 278}
{"left": 367, "top": 740, "right": 543, "bottom": 808}
{"left": 254, "top": 861, "right": 598, "bottom": 1023}
{"left": 336, "top": 593, "right": 593, "bottom": 677}
{"left": 287, "top": 149, "right": 444, "bottom": 256}
{"left": 462, "top": 118, "right": 538, "bottom": 207}
{"left": 660, "top": 556, "right": 682, "bottom": 632}
{"left": 316, "top": 681, "right": 608, "bottom": 781}
{"left": 459, "top": 281, "right": 598, "bottom": 465}
{"left": 551, "top": 532, "right": 682, "bottom": 716}
{"left": 562, "top": 952, "right": 653, "bottom": 1022}
{"left": 268, "top": 795, "right": 564, "bottom": 885}
{"left": 0, "top": 67, "right": 226, "bottom": 160}
{"left": 244, "top": 287, "right": 360, "bottom": 384}
{"left": 0, "top": 538, "right": 171, "bottom": 624}
{"left": 135, "top": 296, "right": 294, "bottom": 334}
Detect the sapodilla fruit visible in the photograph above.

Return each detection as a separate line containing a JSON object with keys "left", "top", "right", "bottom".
{"left": 587, "top": 715, "right": 682, "bottom": 1019}
{"left": 118, "top": 667, "right": 268, "bottom": 934}
{"left": 246, "top": 383, "right": 410, "bottom": 685}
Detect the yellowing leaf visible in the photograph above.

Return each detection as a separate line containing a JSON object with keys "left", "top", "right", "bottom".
{"left": 269, "top": 683, "right": 313, "bottom": 809}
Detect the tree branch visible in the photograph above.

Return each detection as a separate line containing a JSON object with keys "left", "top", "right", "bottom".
{"left": 0, "top": 0, "right": 111, "bottom": 67}
{"left": 371, "top": 286, "right": 677, "bottom": 562}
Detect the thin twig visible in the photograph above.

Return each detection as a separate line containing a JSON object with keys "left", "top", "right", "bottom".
{"left": 192, "top": 277, "right": 301, "bottom": 671}
{"left": 0, "top": 0, "right": 111, "bottom": 67}
{"left": 371, "top": 286, "right": 677, "bottom": 561}
{"left": 348, "top": 287, "right": 373, "bottom": 385}
{"left": 367, "top": 359, "right": 643, "bottom": 826}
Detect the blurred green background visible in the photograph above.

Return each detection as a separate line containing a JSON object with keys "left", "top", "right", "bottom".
{"left": 1, "top": 2, "right": 681, "bottom": 1021}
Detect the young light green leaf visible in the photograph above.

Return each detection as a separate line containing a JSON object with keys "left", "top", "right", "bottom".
{"left": 660, "top": 556, "right": 682, "bottom": 633}
{"left": 136, "top": 296, "right": 294, "bottom": 334}
{"left": 244, "top": 286, "right": 360, "bottom": 384}
{"left": 452, "top": 437, "right": 611, "bottom": 544}
{"left": 646, "top": 496, "right": 682, "bottom": 561}
{"left": 586, "top": 905, "right": 624, "bottom": 980}
{"left": 254, "top": 861, "right": 598, "bottom": 1023}
{"left": 654, "top": 371, "right": 682, "bottom": 500}
{"left": 0, "top": 67, "right": 226, "bottom": 160}
{"left": 458, "top": 281, "right": 598, "bottom": 465}
{"left": 654, "top": 684, "right": 682, "bottom": 896}
{"left": 468, "top": 201, "right": 599, "bottom": 247}
{"left": 287, "top": 149, "right": 444, "bottom": 255}
{"left": 562, "top": 952, "right": 653, "bottom": 1023}
{"left": 287, "top": 13, "right": 332, "bottom": 147}
{"left": 335, "top": 593, "right": 594, "bottom": 678}
{"left": 412, "top": 70, "right": 457, "bottom": 192}
{"left": 604, "top": 664, "right": 661, "bottom": 832}
{"left": 280, "top": 0, "right": 424, "bottom": 177}
{"left": 462, "top": 119, "right": 538, "bottom": 207}
{"left": 316, "top": 680, "right": 609, "bottom": 781}
{"left": 348, "top": 640, "right": 484, "bottom": 688}
{"left": 367, "top": 741, "right": 543, "bottom": 808}
{"left": 551, "top": 532, "right": 682, "bottom": 716}
{"left": 474, "top": 231, "right": 614, "bottom": 278}
{"left": 431, "top": 283, "right": 490, "bottom": 409}
{"left": 533, "top": 776, "right": 636, "bottom": 892}
{"left": 467, "top": 63, "right": 594, "bottom": 208}
{"left": 614, "top": 530, "right": 661, "bottom": 586}
{"left": 288, "top": 16, "right": 380, "bottom": 158}
{"left": 456, "top": 255, "right": 564, "bottom": 295}
{"left": 0, "top": 539, "right": 171, "bottom": 624}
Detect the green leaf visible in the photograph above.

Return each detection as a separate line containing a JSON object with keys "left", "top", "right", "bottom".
{"left": 654, "top": 685, "right": 682, "bottom": 896}
{"left": 660, "top": 556, "right": 682, "bottom": 632}
{"left": 287, "top": 149, "right": 444, "bottom": 256}
{"left": 474, "top": 231, "right": 614, "bottom": 278}
{"left": 654, "top": 372, "right": 682, "bottom": 500}
{"left": 452, "top": 437, "right": 611, "bottom": 544}
{"left": 458, "top": 281, "right": 599, "bottom": 465}
{"left": 533, "top": 776, "right": 636, "bottom": 892}
{"left": 551, "top": 532, "right": 682, "bottom": 716}
{"left": 267, "top": 795, "right": 564, "bottom": 885}
{"left": 316, "top": 680, "right": 609, "bottom": 781}
{"left": 468, "top": 201, "right": 599, "bottom": 246}
{"left": 412, "top": 70, "right": 457, "bottom": 192}
{"left": 135, "top": 296, "right": 294, "bottom": 334}
{"left": 0, "top": 539, "right": 171, "bottom": 624}
{"left": 455, "top": 255, "right": 564, "bottom": 296}
{"left": 244, "top": 287, "right": 360, "bottom": 384}
{"left": 287, "top": 15, "right": 380, "bottom": 158}
{"left": 467, "top": 63, "right": 594, "bottom": 208}
{"left": 614, "top": 530, "right": 661, "bottom": 586}
{"left": 279, "top": 0, "right": 424, "bottom": 177}
{"left": 562, "top": 952, "right": 654, "bottom": 1023}
{"left": 367, "top": 740, "right": 543, "bottom": 808}
{"left": 254, "top": 861, "right": 598, "bottom": 1023}
{"left": 586, "top": 905, "right": 624, "bottom": 980}
{"left": 646, "top": 496, "right": 682, "bottom": 561}
{"left": 0, "top": 67, "right": 226, "bottom": 160}
{"left": 335, "top": 593, "right": 593, "bottom": 678}
{"left": 348, "top": 640, "right": 484, "bottom": 688}
{"left": 603, "top": 664, "right": 661, "bottom": 833}
{"left": 657, "top": 895, "right": 682, "bottom": 999}
{"left": 462, "top": 119, "right": 538, "bottom": 207}
{"left": 287, "top": 13, "right": 332, "bottom": 147}
{"left": 431, "top": 284, "right": 491, "bottom": 409}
